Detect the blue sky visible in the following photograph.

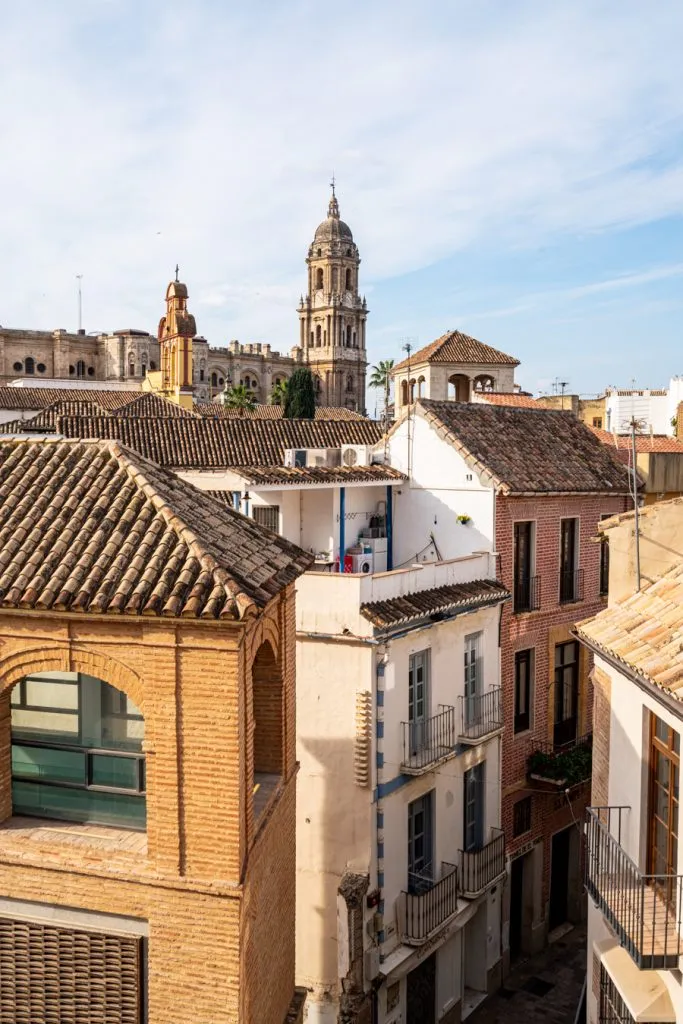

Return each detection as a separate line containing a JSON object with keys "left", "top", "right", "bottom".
{"left": 1, "top": 0, "right": 682, "bottom": 398}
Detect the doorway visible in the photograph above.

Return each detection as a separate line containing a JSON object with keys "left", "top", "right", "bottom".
{"left": 549, "top": 828, "right": 571, "bottom": 931}
{"left": 509, "top": 856, "right": 524, "bottom": 961}
{"left": 406, "top": 952, "right": 436, "bottom": 1024}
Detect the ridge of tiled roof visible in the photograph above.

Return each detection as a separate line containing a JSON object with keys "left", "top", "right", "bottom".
{"left": 414, "top": 400, "right": 632, "bottom": 495}
{"left": 54, "top": 415, "right": 384, "bottom": 469}
{"left": 361, "top": 579, "right": 510, "bottom": 629}
{"left": 0, "top": 394, "right": 200, "bottom": 435}
{"left": 598, "top": 495, "right": 683, "bottom": 532}
{"left": 194, "top": 403, "right": 369, "bottom": 421}
{"left": 0, "top": 387, "right": 140, "bottom": 410}
{"left": 576, "top": 558, "right": 683, "bottom": 696}
{"left": 0, "top": 439, "right": 312, "bottom": 619}
{"left": 238, "top": 465, "right": 406, "bottom": 486}
{"left": 392, "top": 330, "right": 519, "bottom": 373}
{"left": 110, "top": 394, "right": 199, "bottom": 418}
{"left": 589, "top": 426, "right": 683, "bottom": 453}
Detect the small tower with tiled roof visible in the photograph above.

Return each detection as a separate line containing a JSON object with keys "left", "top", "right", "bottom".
{"left": 297, "top": 185, "right": 368, "bottom": 412}
{"left": 156, "top": 267, "right": 197, "bottom": 409}
{"left": 391, "top": 329, "right": 519, "bottom": 411}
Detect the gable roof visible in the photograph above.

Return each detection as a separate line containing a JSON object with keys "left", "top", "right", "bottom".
{"left": 195, "top": 403, "right": 368, "bottom": 421}
{"left": 576, "top": 558, "right": 683, "bottom": 697}
{"left": 413, "top": 400, "right": 632, "bottom": 495}
{"left": 360, "top": 579, "right": 510, "bottom": 630}
{"left": 589, "top": 427, "right": 683, "bottom": 454}
{"left": 53, "top": 415, "right": 384, "bottom": 469}
{"left": 0, "top": 439, "right": 312, "bottom": 619}
{"left": 392, "top": 331, "right": 519, "bottom": 373}
{"left": 237, "top": 465, "right": 405, "bottom": 486}
{"left": 0, "top": 393, "right": 196, "bottom": 435}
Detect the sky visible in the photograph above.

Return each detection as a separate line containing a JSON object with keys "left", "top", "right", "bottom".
{"left": 1, "top": 0, "right": 682, "bottom": 400}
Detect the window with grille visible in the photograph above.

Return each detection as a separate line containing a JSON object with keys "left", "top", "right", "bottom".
{"left": 513, "top": 796, "right": 532, "bottom": 837}
{"left": 514, "top": 649, "right": 533, "bottom": 734}
{"left": 252, "top": 506, "right": 280, "bottom": 533}
{"left": 0, "top": 916, "right": 144, "bottom": 1024}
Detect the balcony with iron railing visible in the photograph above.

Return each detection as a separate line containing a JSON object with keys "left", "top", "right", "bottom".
{"left": 459, "top": 827, "right": 506, "bottom": 897}
{"left": 457, "top": 688, "right": 503, "bottom": 744}
{"left": 559, "top": 567, "right": 584, "bottom": 604}
{"left": 398, "top": 862, "right": 460, "bottom": 945}
{"left": 527, "top": 733, "right": 592, "bottom": 788}
{"left": 586, "top": 806, "right": 683, "bottom": 969}
{"left": 513, "top": 575, "right": 540, "bottom": 614}
{"left": 400, "top": 706, "right": 456, "bottom": 775}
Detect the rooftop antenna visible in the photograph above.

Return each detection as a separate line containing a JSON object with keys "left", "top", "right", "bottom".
{"left": 558, "top": 380, "right": 569, "bottom": 411}
{"left": 401, "top": 339, "right": 414, "bottom": 479}
{"left": 621, "top": 416, "right": 645, "bottom": 591}
{"left": 76, "top": 275, "right": 83, "bottom": 333}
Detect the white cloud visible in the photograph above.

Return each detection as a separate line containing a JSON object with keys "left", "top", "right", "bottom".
{"left": 1, "top": 0, "right": 683, "bottom": 354}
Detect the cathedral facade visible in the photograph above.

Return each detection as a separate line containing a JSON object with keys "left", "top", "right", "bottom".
{"left": 0, "top": 190, "right": 369, "bottom": 410}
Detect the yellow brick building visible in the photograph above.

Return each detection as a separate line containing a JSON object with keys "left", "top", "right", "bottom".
{"left": 0, "top": 438, "right": 311, "bottom": 1023}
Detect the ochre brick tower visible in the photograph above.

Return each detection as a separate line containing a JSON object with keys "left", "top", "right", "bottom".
{"left": 297, "top": 186, "right": 368, "bottom": 412}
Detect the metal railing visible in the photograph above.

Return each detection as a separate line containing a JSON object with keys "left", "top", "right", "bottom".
{"left": 599, "top": 964, "right": 633, "bottom": 1024}
{"left": 399, "top": 862, "right": 459, "bottom": 945}
{"left": 559, "top": 567, "right": 584, "bottom": 604}
{"left": 458, "top": 688, "right": 503, "bottom": 743}
{"left": 513, "top": 575, "right": 540, "bottom": 613}
{"left": 528, "top": 732, "right": 592, "bottom": 786}
{"left": 400, "top": 706, "right": 456, "bottom": 774}
{"left": 459, "top": 827, "right": 505, "bottom": 897}
{"left": 585, "top": 806, "right": 683, "bottom": 969}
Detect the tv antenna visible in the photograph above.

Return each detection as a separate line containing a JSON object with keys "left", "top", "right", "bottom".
{"left": 76, "top": 275, "right": 83, "bottom": 332}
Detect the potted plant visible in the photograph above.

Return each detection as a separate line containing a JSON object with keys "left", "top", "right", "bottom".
{"left": 457, "top": 514, "right": 472, "bottom": 525}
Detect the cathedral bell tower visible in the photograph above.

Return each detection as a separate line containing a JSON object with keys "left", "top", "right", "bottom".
{"left": 297, "top": 186, "right": 368, "bottom": 411}
{"left": 157, "top": 268, "right": 196, "bottom": 409}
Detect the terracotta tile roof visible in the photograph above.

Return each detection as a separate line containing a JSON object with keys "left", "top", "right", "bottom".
{"left": 54, "top": 415, "right": 384, "bottom": 469}
{"left": 0, "top": 388, "right": 140, "bottom": 411}
{"left": 0, "top": 439, "right": 312, "bottom": 619}
{"left": 194, "top": 404, "right": 369, "bottom": 421}
{"left": 576, "top": 559, "right": 683, "bottom": 696}
{"left": 589, "top": 427, "right": 683, "bottom": 454}
{"left": 205, "top": 490, "right": 235, "bottom": 508}
{"left": 360, "top": 579, "right": 510, "bottom": 629}
{"left": 598, "top": 495, "right": 683, "bottom": 532}
{"left": 414, "top": 400, "right": 632, "bottom": 495}
{"left": 472, "top": 392, "right": 538, "bottom": 409}
{"left": 238, "top": 465, "right": 406, "bottom": 486}
{"left": 0, "top": 395, "right": 197, "bottom": 434}
{"left": 392, "top": 331, "right": 519, "bottom": 373}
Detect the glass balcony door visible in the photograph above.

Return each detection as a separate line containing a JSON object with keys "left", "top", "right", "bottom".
{"left": 553, "top": 642, "right": 579, "bottom": 747}
{"left": 408, "top": 651, "right": 430, "bottom": 756}
{"left": 463, "top": 633, "right": 482, "bottom": 730}
{"left": 408, "top": 791, "right": 434, "bottom": 893}
{"left": 649, "top": 715, "right": 680, "bottom": 905}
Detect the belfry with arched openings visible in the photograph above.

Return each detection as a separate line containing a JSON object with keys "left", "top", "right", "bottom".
{"left": 0, "top": 437, "right": 312, "bottom": 1024}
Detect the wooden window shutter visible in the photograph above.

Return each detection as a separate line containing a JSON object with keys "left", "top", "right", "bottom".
{"left": 0, "top": 916, "right": 142, "bottom": 1023}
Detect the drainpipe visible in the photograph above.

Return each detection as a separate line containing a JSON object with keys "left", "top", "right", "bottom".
{"left": 340, "top": 486, "right": 346, "bottom": 572}
{"left": 385, "top": 485, "right": 393, "bottom": 571}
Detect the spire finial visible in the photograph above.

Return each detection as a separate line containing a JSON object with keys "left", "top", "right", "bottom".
{"left": 175, "top": 263, "right": 180, "bottom": 283}
{"left": 328, "top": 175, "right": 340, "bottom": 219}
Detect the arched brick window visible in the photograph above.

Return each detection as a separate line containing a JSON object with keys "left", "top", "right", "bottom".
{"left": 24, "top": 357, "right": 35, "bottom": 375}
{"left": 401, "top": 380, "right": 409, "bottom": 406}
{"left": 315, "top": 324, "right": 322, "bottom": 347}
{"left": 315, "top": 268, "right": 324, "bottom": 290}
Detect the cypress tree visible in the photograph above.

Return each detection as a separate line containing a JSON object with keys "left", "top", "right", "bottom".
{"left": 283, "top": 367, "right": 316, "bottom": 419}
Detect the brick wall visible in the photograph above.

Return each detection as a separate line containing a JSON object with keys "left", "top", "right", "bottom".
{"left": 0, "top": 591, "right": 299, "bottom": 1024}
{"left": 496, "top": 493, "right": 628, "bottom": 909}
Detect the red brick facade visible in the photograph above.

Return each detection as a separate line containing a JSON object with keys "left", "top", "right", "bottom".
{"left": 496, "top": 493, "right": 629, "bottom": 921}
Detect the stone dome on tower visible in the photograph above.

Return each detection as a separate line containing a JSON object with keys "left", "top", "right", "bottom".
{"left": 313, "top": 189, "right": 354, "bottom": 243}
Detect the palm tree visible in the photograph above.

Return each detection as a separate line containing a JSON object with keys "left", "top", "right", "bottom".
{"left": 269, "top": 379, "right": 288, "bottom": 406}
{"left": 220, "top": 383, "right": 256, "bottom": 417}
{"left": 369, "top": 359, "right": 394, "bottom": 427}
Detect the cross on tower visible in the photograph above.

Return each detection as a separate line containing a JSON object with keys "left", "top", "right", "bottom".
{"left": 175, "top": 264, "right": 180, "bottom": 283}
{"left": 330, "top": 173, "right": 336, "bottom": 197}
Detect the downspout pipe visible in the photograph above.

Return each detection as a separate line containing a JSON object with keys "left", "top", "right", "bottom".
{"left": 340, "top": 486, "right": 346, "bottom": 572}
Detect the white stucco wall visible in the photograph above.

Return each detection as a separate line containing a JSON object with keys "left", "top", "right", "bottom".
{"left": 387, "top": 411, "right": 495, "bottom": 566}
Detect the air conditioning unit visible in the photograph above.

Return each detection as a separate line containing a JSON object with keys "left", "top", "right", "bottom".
{"left": 305, "top": 448, "right": 328, "bottom": 467}
{"left": 341, "top": 444, "right": 371, "bottom": 467}
{"left": 284, "top": 448, "right": 307, "bottom": 468}
{"left": 350, "top": 553, "right": 373, "bottom": 574}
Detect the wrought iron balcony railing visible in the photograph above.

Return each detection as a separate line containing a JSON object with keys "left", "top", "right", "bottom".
{"left": 586, "top": 806, "right": 683, "bottom": 969}
{"left": 527, "top": 732, "right": 592, "bottom": 788}
{"left": 457, "top": 688, "right": 503, "bottom": 744}
{"left": 400, "top": 706, "right": 456, "bottom": 775}
{"left": 459, "top": 827, "right": 506, "bottom": 898}
{"left": 513, "top": 575, "right": 540, "bottom": 613}
{"left": 559, "top": 567, "right": 584, "bottom": 604}
{"left": 399, "top": 862, "right": 459, "bottom": 945}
